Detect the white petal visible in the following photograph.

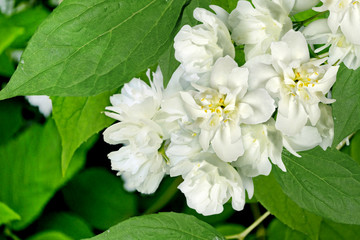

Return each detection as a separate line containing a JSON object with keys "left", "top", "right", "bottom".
{"left": 211, "top": 123, "right": 244, "bottom": 162}
{"left": 240, "top": 89, "right": 276, "bottom": 124}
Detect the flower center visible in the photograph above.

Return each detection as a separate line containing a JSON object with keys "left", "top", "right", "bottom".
{"left": 286, "top": 65, "right": 324, "bottom": 99}
{"left": 195, "top": 90, "right": 236, "bottom": 127}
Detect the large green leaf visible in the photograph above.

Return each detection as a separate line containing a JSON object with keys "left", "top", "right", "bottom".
{"left": 51, "top": 90, "right": 115, "bottom": 174}
{"left": 0, "top": 202, "right": 20, "bottom": 226}
{"left": 273, "top": 148, "right": 360, "bottom": 225}
{"left": 0, "top": 0, "right": 189, "bottom": 99}
{"left": 332, "top": 65, "right": 360, "bottom": 145}
{"left": 62, "top": 168, "right": 137, "bottom": 230}
{"left": 85, "top": 212, "right": 225, "bottom": 240}
{"left": 0, "top": 120, "right": 91, "bottom": 230}
{"left": 254, "top": 173, "right": 321, "bottom": 239}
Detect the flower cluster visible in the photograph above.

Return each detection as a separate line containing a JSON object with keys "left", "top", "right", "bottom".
{"left": 103, "top": 0, "right": 356, "bottom": 216}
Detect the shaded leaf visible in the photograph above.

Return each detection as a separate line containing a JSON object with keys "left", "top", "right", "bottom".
{"left": 0, "top": 0, "right": 189, "bottom": 99}
{"left": 254, "top": 172, "right": 321, "bottom": 239}
{"left": 267, "top": 219, "right": 308, "bottom": 240}
{"left": 85, "top": 212, "right": 225, "bottom": 240}
{"left": 26, "top": 231, "right": 72, "bottom": 240}
{"left": 62, "top": 168, "right": 137, "bottom": 230}
{"left": 0, "top": 52, "right": 15, "bottom": 77}
{"left": 0, "top": 119, "right": 91, "bottom": 230}
{"left": 0, "top": 98, "right": 23, "bottom": 145}
{"left": 0, "top": 202, "right": 20, "bottom": 226}
{"left": 36, "top": 212, "right": 93, "bottom": 239}
{"left": 319, "top": 219, "right": 360, "bottom": 240}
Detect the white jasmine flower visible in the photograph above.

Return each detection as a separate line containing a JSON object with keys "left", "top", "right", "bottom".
{"left": 103, "top": 67, "right": 168, "bottom": 194}
{"left": 283, "top": 103, "right": 334, "bottom": 154}
{"left": 233, "top": 119, "right": 286, "bottom": 178}
{"left": 314, "top": 0, "right": 360, "bottom": 45}
{"left": 176, "top": 56, "right": 275, "bottom": 162}
{"left": 174, "top": 6, "right": 235, "bottom": 74}
{"left": 108, "top": 145, "right": 166, "bottom": 194}
{"left": 170, "top": 152, "right": 245, "bottom": 216}
{"left": 228, "top": 0, "right": 293, "bottom": 60}
{"left": 303, "top": 18, "right": 360, "bottom": 69}
{"left": 26, "top": 95, "right": 52, "bottom": 117}
{"left": 246, "top": 30, "right": 338, "bottom": 138}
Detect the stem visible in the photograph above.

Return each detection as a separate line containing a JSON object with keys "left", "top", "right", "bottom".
{"left": 293, "top": 12, "right": 325, "bottom": 30}
{"left": 4, "top": 226, "right": 20, "bottom": 240}
{"left": 226, "top": 211, "right": 271, "bottom": 240}
{"left": 144, "top": 177, "right": 183, "bottom": 214}
{"left": 336, "top": 133, "right": 356, "bottom": 151}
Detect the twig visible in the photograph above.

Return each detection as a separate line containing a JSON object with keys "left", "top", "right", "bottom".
{"left": 226, "top": 211, "right": 271, "bottom": 240}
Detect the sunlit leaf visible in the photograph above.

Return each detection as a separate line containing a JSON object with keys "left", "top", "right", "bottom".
{"left": 0, "top": 0, "right": 189, "bottom": 99}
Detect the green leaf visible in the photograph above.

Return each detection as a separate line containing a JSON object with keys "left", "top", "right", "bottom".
{"left": 62, "top": 168, "right": 137, "bottom": 230}
{"left": 0, "top": 99, "right": 24, "bottom": 146}
{"left": 36, "top": 212, "right": 93, "bottom": 239}
{"left": 0, "top": 0, "right": 189, "bottom": 99}
{"left": 0, "top": 52, "right": 15, "bottom": 77}
{"left": 210, "top": 0, "right": 237, "bottom": 12}
{"left": 332, "top": 65, "right": 360, "bottom": 145}
{"left": 319, "top": 219, "right": 360, "bottom": 240}
{"left": 273, "top": 148, "right": 360, "bottom": 225}
{"left": 26, "top": 231, "right": 73, "bottom": 240}
{"left": 254, "top": 172, "right": 321, "bottom": 239}
{"left": 8, "top": 6, "right": 50, "bottom": 48}
{"left": 215, "top": 224, "right": 245, "bottom": 237}
{"left": 84, "top": 212, "right": 225, "bottom": 240}
{"left": 350, "top": 131, "right": 360, "bottom": 164}
{"left": 0, "top": 202, "right": 20, "bottom": 226}
{"left": 0, "top": 119, "right": 91, "bottom": 230}
{"left": 267, "top": 219, "right": 308, "bottom": 240}
{"left": 0, "top": 16, "right": 24, "bottom": 54}
{"left": 51, "top": 90, "right": 115, "bottom": 175}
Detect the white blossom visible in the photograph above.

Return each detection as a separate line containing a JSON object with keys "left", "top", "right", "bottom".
{"left": 228, "top": 0, "right": 293, "bottom": 60}
{"left": 103, "top": 67, "right": 168, "bottom": 194}
{"left": 174, "top": 6, "right": 234, "bottom": 74}
{"left": 314, "top": 0, "right": 360, "bottom": 45}
{"left": 170, "top": 152, "right": 246, "bottom": 216}
{"left": 303, "top": 18, "right": 360, "bottom": 69}
{"left": 233, "top": 119, "right": 286, "bottom": 177}
{"left": 171, "top": 56, "right": 275, "bottom": 162}
{"left": 246, "top": 30, "right": 338, "bottom": 139}
{"left": 26, "top": 95, "right": 52, "bottom": 117}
